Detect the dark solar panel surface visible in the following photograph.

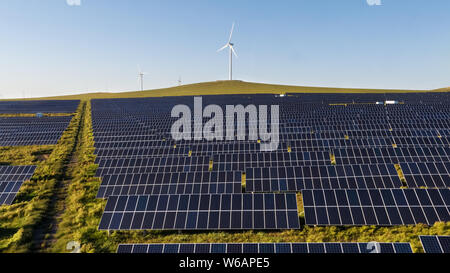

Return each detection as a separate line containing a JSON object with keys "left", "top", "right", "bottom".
{"left": 117, "top": 242, "right": 413, "bottom": 253}
{"left": 0, "top": 165, "right": 36, "bottom": 205}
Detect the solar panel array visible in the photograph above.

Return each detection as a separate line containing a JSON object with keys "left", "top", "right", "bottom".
{"left": 303, "top": 189, "right": 450, "bottom": 226}
{"left": 117, "top": 242, "right": 413, "bottom": 253}
{"left": 91, "top": 93, "right": 450, "bottom": 232}
{"left": 246, "top": 164, "right": 403, "bottom": 192}
{"left": 0, "top": 100, "right": 79, "bottom": 114}
{"left": 0, "top": 165, "right": 36, "bottom": 205}
{"left": 419, "top": 235, "right": 450, "bottom": 253}
{"left": 99, "top": 193, "right": 300, "bottom": 230}
{"left": 0, "top": 116, "right": 73, "bottom": 146}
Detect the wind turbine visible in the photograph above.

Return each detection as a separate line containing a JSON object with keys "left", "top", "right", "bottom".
{"left": 138, "top": 65, "right": 147, "bottom": 91}
{"left": 217, "top": 22, "right": 237, "bottom": 81}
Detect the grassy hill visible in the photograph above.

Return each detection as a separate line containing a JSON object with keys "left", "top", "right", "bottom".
{"left": 433, "top": 87, "right": 450, "bottom": 92}
{"left": 12, "top": 80, "right": 442, "bottom": 101}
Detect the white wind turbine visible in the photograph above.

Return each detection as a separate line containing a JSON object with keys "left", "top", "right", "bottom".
{"left": 138, "top": 65, "right": 147, "bottom": 91}
{"left": 217, "top": 22, "right": 237, "bottom": 81}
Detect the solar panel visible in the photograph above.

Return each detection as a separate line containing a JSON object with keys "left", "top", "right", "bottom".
{"left": 333, "top": 147, "right": 450, "bottom": 165}
{"left": 0, "top": 116, "right": 73, "bottom": 146}
{"left": 302, "top": 189, "right": 450, "bottom": 226}
{"left": 0, "top": 165, "right": 36, "bottom": 205}
{"left": 400, "top": 162, "right": 450, "bottom": 188}
{"left": 246, "top": 164, "right": 403, "bottom": 192}
{"left": 96, "top": 171, "right": 242, "bottom": 199}
{"left": 419, "top": 235, "right": 450, "bottom": 253}
{"left": 98, "top": 193, "right": 300, "bottom": 230}
{"left": 0, "top": 100, "right": 79, "bottom": 114}
{"left": 117, "top": 242, "right": 413, "bottom": 253}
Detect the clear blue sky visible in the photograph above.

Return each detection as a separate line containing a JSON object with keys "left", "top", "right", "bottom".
{"left": 0, "top": 0, "right": 449, "bottom": 98}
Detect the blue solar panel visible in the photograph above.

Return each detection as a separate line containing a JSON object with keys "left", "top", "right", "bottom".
{"left": 99, "top": 193, "right": 300, "bottom": 230}
{"left": 117, "top": 242, "right": 415, "bottom": 253}
{"left": 303, "top": 189, "right": 450, "bottom": 226}
{"left": 0, "top": 165, "right": 36, "bottom": 205}
{"left": 420, "top": 235, "right": 450, "bottom": 253}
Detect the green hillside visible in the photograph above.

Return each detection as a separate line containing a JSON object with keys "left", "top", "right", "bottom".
{"left": 11, "top": 80, "right": 441, "bottom": 101}
{"left": 433, "top": 87, "right": 450, "bottom": 92}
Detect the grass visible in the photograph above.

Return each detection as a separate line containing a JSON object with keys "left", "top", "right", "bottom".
{"left": 4, "top": 80, "right": 447, "bottom": 101}
{"left": 0, "top": 146, "right": 54, "bottom": 166}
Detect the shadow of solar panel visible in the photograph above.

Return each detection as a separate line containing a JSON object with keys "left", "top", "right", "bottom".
{"left": 99, "top": 193, "right": 300, "bottom": 230}
{"left": 303, "top": 189, "right": 450, "bottom": 226}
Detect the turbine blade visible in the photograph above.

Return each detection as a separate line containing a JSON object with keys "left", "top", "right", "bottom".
{"left": 231, "top": 46, "right": 238, "bottom": 58}
{"left": 217, "top": 44, "right": 228, "bottom": 52}
{"left": 228, "top": 22, "right": 235, "bottom": 43}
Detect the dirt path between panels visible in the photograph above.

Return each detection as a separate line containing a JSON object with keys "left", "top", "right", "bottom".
{"left": 30, "top": 103, "right": 86, "bottom": 252}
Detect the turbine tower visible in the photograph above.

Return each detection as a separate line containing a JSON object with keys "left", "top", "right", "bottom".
{"left": 138, "top": 65, "right": 147, "bottom": 91}
{"left": 218, "top": 22, "right": 237, "bottom": 81}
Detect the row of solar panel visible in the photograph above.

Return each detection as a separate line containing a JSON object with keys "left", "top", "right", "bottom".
{"left": 91, "top": 122, "right": 448, "bottom": 132}
{"left": 0, "top": 116, "right": 72, "bottom": 147}
{"left": 93, "top": 147, "right": 450, "bottom": 174}
{"left": 91, "top": 130, "right": 448, "bottom": 140}
{"left": 99, "top": 193, "right": 300, "bottom": 230}
{"left": 117, "top": 242, "right": 413, "bottom": 254}
{"left": 246, "top": 163, "right": 450, "bottom": 191}
{"left": 0, "top": 100, "right": 79, "bottom": 114}
{"left": 303, "top": 189, "right": 450, "bottom": 226}
{"left": 91, "top": 117, "right": 450, "bottom": 125}
{"left": 93, "top": 141, "right": 448, "bottom": 159}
